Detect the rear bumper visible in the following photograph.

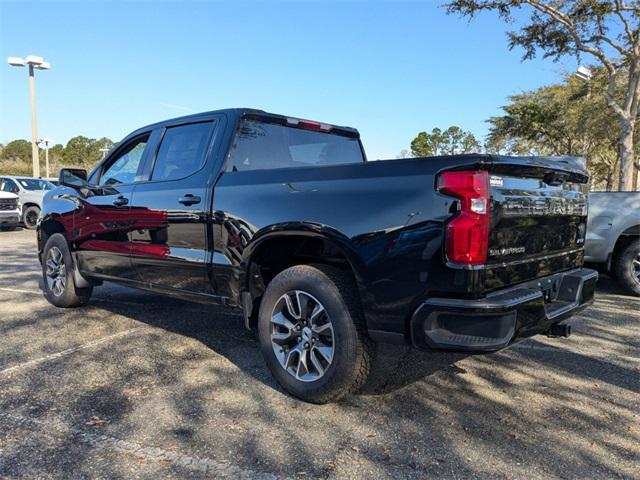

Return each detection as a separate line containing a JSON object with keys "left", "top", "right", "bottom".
{"left": 410, "top": 268, "right": 598, "bottom": 352}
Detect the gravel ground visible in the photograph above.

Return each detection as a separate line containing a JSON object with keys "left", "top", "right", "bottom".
{"left": 0, "top": 228, "right": 638, "bottom": 479}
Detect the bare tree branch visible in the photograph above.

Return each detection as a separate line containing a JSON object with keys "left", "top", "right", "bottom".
{"left": 614, "top": 0, "right": 636, "bottom": 47}
{"left": 585, "top": 35, "right": 627, "bottom": 56}
{"left": 525, "top": 1, "right": 616, "bottom": 72}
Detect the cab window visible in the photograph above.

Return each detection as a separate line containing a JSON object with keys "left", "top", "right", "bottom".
{"left": 151, "top": 122, "right": 214, "bottom": 181}
{"left": 98, "top": 135, "right": 149, "bottom": 186}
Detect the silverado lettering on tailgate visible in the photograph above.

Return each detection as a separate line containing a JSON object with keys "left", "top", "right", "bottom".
{"left": 501, "top": 195, "right": 587, "bottom": 217}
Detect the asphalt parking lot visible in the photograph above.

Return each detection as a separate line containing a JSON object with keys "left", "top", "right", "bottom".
{"left": 0, "top": 228, "right": 638, "bottom": 479}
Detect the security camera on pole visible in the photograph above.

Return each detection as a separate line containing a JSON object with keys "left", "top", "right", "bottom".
{"left": 7, "top": 55, "right": 51, "bottom": 178}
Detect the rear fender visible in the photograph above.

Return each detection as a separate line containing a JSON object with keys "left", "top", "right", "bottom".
{"left": 240, "top": 222, "right": 372, "bottom": 323}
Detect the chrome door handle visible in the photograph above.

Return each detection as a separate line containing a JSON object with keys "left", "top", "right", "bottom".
{"left": 178, "top": 194, "right": 201, "bottom": 206}
{"left": 112, "top": 196, "right": 128, "bottom": 207}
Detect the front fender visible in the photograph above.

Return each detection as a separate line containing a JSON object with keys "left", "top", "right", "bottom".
{"left": 37, "top": 188, "right": 81, "bottom": 253}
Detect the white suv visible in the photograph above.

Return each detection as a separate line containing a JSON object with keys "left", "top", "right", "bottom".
{"left": 0, "top": 176, "right": 55, "bottom": 229}
{"left": 0, "top": 191, "right": 21, "bottom": 230}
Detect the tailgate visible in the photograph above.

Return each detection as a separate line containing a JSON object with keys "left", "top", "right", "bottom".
{"left": 482, "top": 157, "right": 589, "bottom": 293}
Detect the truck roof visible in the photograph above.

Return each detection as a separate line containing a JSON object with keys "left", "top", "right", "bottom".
{"left": 131, "top": 108, "right": 359, "bottom": 137}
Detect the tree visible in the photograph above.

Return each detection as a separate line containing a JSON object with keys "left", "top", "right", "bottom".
{"left": 486, "top": 68, "right": 625, "bottom": 189}
{"left": 49, "top": 144, "right": 64, "bottom": 161}
{"left": 410, "top": 126, "right": 481, "bottom": 157}
{"left": 446, "top": 0, "right": 640, "bottom": 191}
{"left": 0, "top": 140, "right": 36, "bottom": 175}
{"left": 489, "top": 87, "right": 574, "bottom": 155}
{"left": 0, "top": 139, "right": 32, "bottom": 162}
{"left": 62, "top": 136, "right": 114, "bottom": 168}
{"left": 0, "top": 137, "right": 115, "bottom": 176}
{"left": 411, "top": 129, "right": 441, "bottom": 157}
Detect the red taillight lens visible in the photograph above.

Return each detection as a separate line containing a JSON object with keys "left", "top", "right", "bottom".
{"left": 437, "top": 170, "right": 490, "bottom": 266}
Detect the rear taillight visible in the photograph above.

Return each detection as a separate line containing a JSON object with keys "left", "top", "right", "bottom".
{"left": 437, "top": 170, "right": 490, "bottom": 266}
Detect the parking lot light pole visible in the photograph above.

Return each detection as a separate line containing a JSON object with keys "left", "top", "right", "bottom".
{"left": 7, "top": 55, "right": 51, "bottom": 178}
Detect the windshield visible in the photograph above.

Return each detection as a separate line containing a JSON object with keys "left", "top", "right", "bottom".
{"left": 17, "top": 178, "right": 55, "bottom": 191}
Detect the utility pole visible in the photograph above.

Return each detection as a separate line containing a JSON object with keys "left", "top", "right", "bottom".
{"left": 8, "top": 55, "right": 51, "bottom": 178}
{"left": 38, "top": 138, "right": 52, "bottom": 178}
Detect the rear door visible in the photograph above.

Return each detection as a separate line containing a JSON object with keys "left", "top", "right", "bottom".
{"left": 483, "top": 160, "right": 589, "bottom": 292}
{"left": 74, "top": 133, "right": 152, "bottom": 280}
{"left": 129, "top": 118, "right": 220, "bottom": 294}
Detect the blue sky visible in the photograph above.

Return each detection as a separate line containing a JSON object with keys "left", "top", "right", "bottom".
{"left": 0, "top": 0, "right": 578, "bottom": 159}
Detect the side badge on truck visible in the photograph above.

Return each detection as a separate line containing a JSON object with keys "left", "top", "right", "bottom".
{"left": 490, "top": 175, "right": 504, "bottom": 187}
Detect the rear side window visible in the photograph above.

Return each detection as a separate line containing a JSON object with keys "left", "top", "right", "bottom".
{"left": 227, "top": 119, "right": 364, "bottom": 172}
{"left": 151, "top": 122, "right": 214, "bottom": 181}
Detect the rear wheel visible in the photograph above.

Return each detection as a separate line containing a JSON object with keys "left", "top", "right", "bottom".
{"left": 23, "top": 205, "right": 40, "bottom": 229}
{"left": 258, "top": 264, "right": 372, "bottom": 403}
{"left": 614, "top": 239, "right": 640, "bottom": 297}
{"left": 42, "top": 233, "right": 93, "bottom": 307}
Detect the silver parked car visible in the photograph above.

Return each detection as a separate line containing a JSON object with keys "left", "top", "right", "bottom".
{"left": 585, "top": 191, "right": 640, "bottom": 296}
{"left": 0, "top": 176, "right": 55, "bottom": 229}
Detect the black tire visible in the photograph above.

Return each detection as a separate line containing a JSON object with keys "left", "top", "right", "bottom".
{"left": 614, "top": 239, "right": 640, "bottom": 297}
{"left": 258, "top": 264, "right": 372, "bottom": 403}
{"left": 42, "top": 233, "right": 93, "bottom": 307}
{"left": 23, "top": 205, "right": 40, "bottom": 229}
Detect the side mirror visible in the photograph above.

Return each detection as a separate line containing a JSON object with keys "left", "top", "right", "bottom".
{"left": 59, "top": 168, "right": 88, "bottom": 189}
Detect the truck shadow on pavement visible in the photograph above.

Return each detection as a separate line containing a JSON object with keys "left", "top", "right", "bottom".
{"left": 74, "top": 286, "right": 473, "bottom": 397}
{"left": 70, "top": 283, "right": 639, "bottom": 398}
{"left": 2, "top": 279, "right": 639, "bottom": 479}
{"left": 11, "top": 267, "right": 640, "bottom": 401}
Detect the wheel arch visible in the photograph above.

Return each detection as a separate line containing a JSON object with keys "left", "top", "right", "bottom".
{"left": 611, "top": 223, "right": 640, "bottom": 267}
{"left": 240, "top": 223, "right": 370, "bottom": 329}
{"left": 22, "top": 201, "right": 41, "bottom": 210}
{"left": 37, "top": 217, "right": 67, "bottom": 260}
{"left": 39, "top": 217, "right": 97, "bottom": 288}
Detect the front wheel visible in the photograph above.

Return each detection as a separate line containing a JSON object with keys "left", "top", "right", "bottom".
{"left": 23, "top": 205, "right": 40, "bottom": 229}
{"left": 42, "top": 233, "right": 93, "bottom": 307}
{"left": 258, "top": 264, "right": 372, "bottom": 403}
{"left": 614, "top": 239, "right": 640, "bottom": 296}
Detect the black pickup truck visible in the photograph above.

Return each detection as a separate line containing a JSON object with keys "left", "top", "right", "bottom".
{"left": 38, "top": 108, "right": 597, "bottom": 403}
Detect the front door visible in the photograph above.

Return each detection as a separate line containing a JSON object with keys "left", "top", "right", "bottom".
{"left": 74, "top": 133, "right": 151, "bottom": 280}
{"left": 129, "top": 120, "right": 218, "bottom": 294}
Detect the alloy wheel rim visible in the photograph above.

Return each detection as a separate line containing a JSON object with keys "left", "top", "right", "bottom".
{"left": 45, "top": 246, "right": 66, "bottom": 297}
{"left": 25, "top": 211, "right": 38, "bottom": 227}
{"left": 270, "top": 290, "right": 335, "bottom": 382}
{"left": 633, "top": 252, "right": 640, "bottom": 284}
